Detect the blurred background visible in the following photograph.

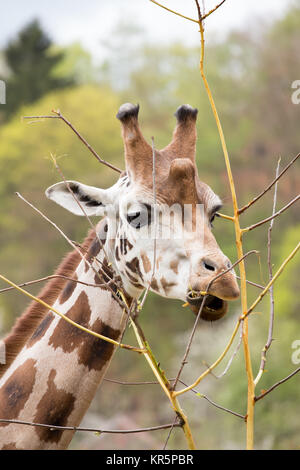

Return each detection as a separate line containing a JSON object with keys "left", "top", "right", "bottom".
{"left": 0, "top": 0, "right": 299, "bottom": 450}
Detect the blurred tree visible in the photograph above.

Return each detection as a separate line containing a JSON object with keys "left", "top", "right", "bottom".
{"left": 3, "top": 19, "right": 73, "bottom": 119}
{"left": 0, "top": 84, "right": 123, "bottom": 328}
{"left": 51, "top": 42, "right": 97, "bottom": 85}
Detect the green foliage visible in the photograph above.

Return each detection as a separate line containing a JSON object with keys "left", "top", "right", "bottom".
{"left": 0, "top": 84, "right": 123, "bottom": 326}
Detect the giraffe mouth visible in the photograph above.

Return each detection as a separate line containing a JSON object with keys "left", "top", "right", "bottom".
{"left": 186, "top": 291, "right": 228, "bottom": 321}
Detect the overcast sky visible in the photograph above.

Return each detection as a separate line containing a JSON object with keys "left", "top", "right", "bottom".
{"left": 0, "top": 0, "right": 292, "bottom": 61}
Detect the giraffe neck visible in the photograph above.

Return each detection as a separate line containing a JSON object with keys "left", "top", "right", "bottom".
{"left": 0, "top": 223, "right": 131, "bottom": 450}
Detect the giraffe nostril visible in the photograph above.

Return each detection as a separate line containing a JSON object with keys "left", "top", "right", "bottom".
{"left": 202, "top": 260, "right": 216, "bottom": 272}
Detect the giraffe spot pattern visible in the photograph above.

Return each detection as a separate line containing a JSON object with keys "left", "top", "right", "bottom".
{"left": 141, "top": 252, "right": 151, "bottom": 273}
{"left": 59, "top": 273, "right": 78, "bottom": 304}
{"left": 48, "top": 291, "right": 92, "bottom": 354}
{"left": 0, "top": 359, "right": 36, "bottom": 429}
{"left": 34, "top": 369, "right": 75, "bottom": 443}
{"left": 27, "top": 313, "right": 55, "bottom": 348}
{"left": 161, "top": 277, "right": 176, "bottom": 295}
{"left": 170, "top": 259, "right": 179, "bottom": 274}
{"left": 48, "top": 290, "right": 121, "bottom": 371}
{"left": 126, "top": 257, "right": 144, "bottom": 282}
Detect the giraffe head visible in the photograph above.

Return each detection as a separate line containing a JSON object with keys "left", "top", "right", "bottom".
{"left": 46, "top": 104, "right": 239, "bottom": 321}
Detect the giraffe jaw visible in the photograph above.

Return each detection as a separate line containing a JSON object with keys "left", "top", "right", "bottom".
{"left": 186, "top": 291, "right": 228, "bottom": 321}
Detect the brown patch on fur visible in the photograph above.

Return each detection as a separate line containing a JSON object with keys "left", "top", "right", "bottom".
{"left": 170, "top": 259, "right": 179, "bottom": 274}
{"left": 141, "top": 252, "right": 151, "bottom": 274}
{"left": 151, "top": 278, "right": 159, "bottom": 291}
{"left": 0, "top": 226, "right": 100, "bottom": 379}
{"left": 84, "top": 233, "right": 104, "bottom": 272}
{"left": 27, "top": 313, "right": 55, "bottom": 349}
{"left": 2, "top": 442, "right": 19, "bottom": 449}
{"left": 48, "top": 290, "right": 121, "bottom": 371}
{"left": 34, "top": 369, "right": 75, "bottom": 443}
{"left": 0, "top": 359, "right": 36, "bottom": 428}
{"left": 161, "top": 277, "right": 176, "bottom": 295}
{"left": 48, "top": 291, "right": 92, "bottom": 354}
{"left": 59, "top": 273, "right": 78, "bottom": 304}
{"left": 77, "top": 319, "right": 120, "bottom": 371}
{"left": 126, "top": 239, "right": 133, "bottom": 251}
{"left": 126, "top": 257, "right": 143, "bottom": 281}
{"left": 125, "top": 270, "right": 143, "bottom": 289}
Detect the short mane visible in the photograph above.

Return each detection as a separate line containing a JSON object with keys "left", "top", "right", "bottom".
{"left": 0, "top": 229, "right": 96, "bottom": 378}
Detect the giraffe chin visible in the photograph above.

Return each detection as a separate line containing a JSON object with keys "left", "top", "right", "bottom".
{"left": 186, "top": 292, "right": 228, "bottom": 322}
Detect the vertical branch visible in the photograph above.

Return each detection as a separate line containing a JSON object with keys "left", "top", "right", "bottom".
{"left": 130, "top": 319, "right": 197, "bottom": 449}
{"left": 194, "top": 0, "right": 254, "bottom": 449}
{"left": 254, "top": 159, "right": 280, "bottom": 385}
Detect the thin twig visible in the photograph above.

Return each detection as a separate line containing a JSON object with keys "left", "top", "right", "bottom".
{"left": 23, "top": 111, "right": 122, "bottom": 173}
{"left": 254, "top": 367, "right": 300, "bottom": 402}
{"left": 242, "top": 240, "right": 300, "bottom": 320}
{"left": 196, "top": 393, "right": 245, "bottom": 420}
{"left": 149, "top": 0, "right": 199, "bottom": 23}
{"left": 238, "top": 152, "right": 300, "bottom": 214}
{"left": 214, "top": 322, "right": 243, "bottom": 379}
{"left": 162, "top": 415, "right": 179, "bottom": 450}
{"left": 105, "top": 376, "right": 245, "bottom": 420}
{"left": 130, "top": 318, "right": 197, "bottom": 449}
{"left": 0, "top": 274, "right": 108, "bottom": 295}
{"left": 0, "top": 418, "right": 181, "bottom": 434}
{"left": 15, "top": 192, "right": 126, "bottom": 310}
{"left": 149, "top": 0, "right": 225, "bottom": 23}
{"left": 50, "top": 154, "right": 109, "bottom": 259}
{"left": 172, "top": 250, "right": 258, "bottom": 391}
{"left": 0, "top": 273, "right": 143, "bottom": 353}
{"left": 242, "top": 195, "right": 300, "bottom": 233}
{"left": 236, "top": 275, "right": 264, "bottom": 290}
{"left": 254, "top": 159, "right": 280, "bottom": 386}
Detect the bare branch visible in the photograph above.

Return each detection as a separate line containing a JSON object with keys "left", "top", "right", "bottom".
{"left": 172, "top": 250, "right": 258, "bottom": 391}
{"left": 149, "top": 0, "right": 199, "bottom": 23}
{"left": 235, "top": 275, "right": 264, "bottom": 290}
{"left": 15, "top": 191, "right": 126, "bottom": 310}
{"left": 243, "top": 240, "right": 300, "bottom": 320}
{"left": 254, "top": 159, "right": 280, "bottom": 386}
{"left": 238, "top": 152, "right": 300, "bottom": 214}
{"left": 255, "top": 367, "right": 300, "bottom": 402}
{"left": 202, "top": 0, "right": 226, "bottom": 21}
{"left": 214, "top": 323, "right": 243, "bottom": 379}
{"left": 23, "top": 111, "right": 122, "bottom": 173}
{"left": 0, "top": 418, "right": 181, "bottom": 434}
{"left": 242, "top": 195, "right": 300, "bottom": 233}
{"left": 0, "top": 274, "right": 108, "bottom": 295}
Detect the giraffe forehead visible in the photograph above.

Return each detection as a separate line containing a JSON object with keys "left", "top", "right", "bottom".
{"left": 119, "top": 170, "right": 220, "bottom": 214}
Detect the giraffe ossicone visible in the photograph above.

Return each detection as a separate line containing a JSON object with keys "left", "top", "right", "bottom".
{"left": 0, "top": 103, "right": 239, "bottom": 450}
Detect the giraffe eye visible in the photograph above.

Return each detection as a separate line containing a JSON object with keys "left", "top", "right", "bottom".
{"left": 126, "top": 204, "right": 152, "bottom": 229}
{"left": 210, "top": 212, "right": 219, "bottom": 227}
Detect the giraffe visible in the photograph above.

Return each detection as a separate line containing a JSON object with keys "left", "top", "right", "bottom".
{"left": 0, "top": 103, "right": 240, "bottom": 450}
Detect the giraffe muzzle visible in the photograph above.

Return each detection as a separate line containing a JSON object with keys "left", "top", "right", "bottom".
{"left": 186, "top": 291, "right": 228, "bottom": 321}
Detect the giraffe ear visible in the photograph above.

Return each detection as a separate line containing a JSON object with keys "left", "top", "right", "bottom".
{"left": 45, "top": 181, "right": 111, "bottom": 216}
